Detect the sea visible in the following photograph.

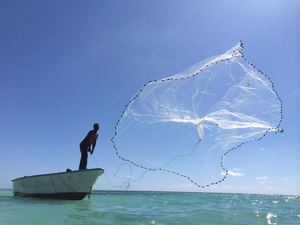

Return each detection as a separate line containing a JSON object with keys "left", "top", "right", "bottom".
{"left": 0, "top": 189, "right": 299, "bottom": 225}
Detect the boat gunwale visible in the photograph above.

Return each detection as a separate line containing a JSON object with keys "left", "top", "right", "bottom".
{"left": 11, "top": 168, "right": 104, "bottom": 182}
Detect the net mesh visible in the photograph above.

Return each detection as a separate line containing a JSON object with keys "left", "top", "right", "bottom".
{"left": 111, "top": 42, "right": 283, "bottom": 188}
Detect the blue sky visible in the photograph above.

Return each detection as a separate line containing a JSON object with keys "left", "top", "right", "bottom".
{"left": 0, "top": 0, "right": 299, "bottom": 195}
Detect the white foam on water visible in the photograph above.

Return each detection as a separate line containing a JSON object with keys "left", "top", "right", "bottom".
{"left": 255, "top": 210, "right": 260, "bottom": 217}
{"left": 266, "top": 212, "right": 278, "bottom": 225}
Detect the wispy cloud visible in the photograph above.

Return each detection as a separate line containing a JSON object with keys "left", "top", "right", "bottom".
{"left": 221, "top": 169, "right": 245, "bottom": 177}
{"left": 256, "top": 176, "right": 269, "bottom": 180}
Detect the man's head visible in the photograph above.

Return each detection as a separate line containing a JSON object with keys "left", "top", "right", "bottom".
{"left": 93, "top": 123, "right": 100, "bottom": 131}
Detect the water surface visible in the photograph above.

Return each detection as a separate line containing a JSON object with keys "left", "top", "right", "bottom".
{"left": 0, "top": 189, "right": 299, "bottom": 225}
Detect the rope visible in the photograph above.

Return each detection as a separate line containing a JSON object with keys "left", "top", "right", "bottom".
{"left": 91, "top": 154, "right": 146, "bottom": 190}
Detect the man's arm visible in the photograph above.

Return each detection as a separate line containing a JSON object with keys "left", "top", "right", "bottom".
{"left": 91, "top": 134, "right": 98, "bottom": 154}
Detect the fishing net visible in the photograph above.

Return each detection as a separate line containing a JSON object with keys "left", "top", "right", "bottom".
{"left": 111, "top": 42, "right": 283, "bottom": 189}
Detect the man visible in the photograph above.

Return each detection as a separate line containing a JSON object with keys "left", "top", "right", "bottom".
{"left": 79, "top": 123, "right": 100, "bottom": 170}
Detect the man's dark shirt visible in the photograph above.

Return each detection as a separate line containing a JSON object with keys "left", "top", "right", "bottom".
{"left": 80, "top": 130, "right": 98, "bottom": 147}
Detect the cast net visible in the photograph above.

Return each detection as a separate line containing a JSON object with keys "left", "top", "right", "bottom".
{"left": 111, "top": 42, "right": 283, "bottom": 189}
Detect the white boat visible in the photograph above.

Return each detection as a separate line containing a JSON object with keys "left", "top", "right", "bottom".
{"left": 12, "top": 168, "right": 104, "bottom": 200}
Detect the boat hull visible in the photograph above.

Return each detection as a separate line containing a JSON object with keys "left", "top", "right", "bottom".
{"left": 13, "top": 191, "right": 88, "bottom": 200}
{"left": 12, "top": 168, "right": 104, "bottom": 200}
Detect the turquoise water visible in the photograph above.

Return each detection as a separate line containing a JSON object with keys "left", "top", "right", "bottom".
{"left": 0, "top": 189, "right": 299, "bottom": 225}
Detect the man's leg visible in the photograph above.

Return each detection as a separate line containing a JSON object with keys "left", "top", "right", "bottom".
{"left": 79, "top": 147, "right": 88, "bottom": 170}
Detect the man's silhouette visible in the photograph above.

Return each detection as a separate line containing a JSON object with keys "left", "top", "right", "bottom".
{"left": 79, "top": 123, "right": 99, "bottom": 170}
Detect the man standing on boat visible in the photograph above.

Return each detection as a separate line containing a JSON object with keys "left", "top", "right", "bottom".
{"left": 79, "top": 123, "right": 100, "bottom": 170}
